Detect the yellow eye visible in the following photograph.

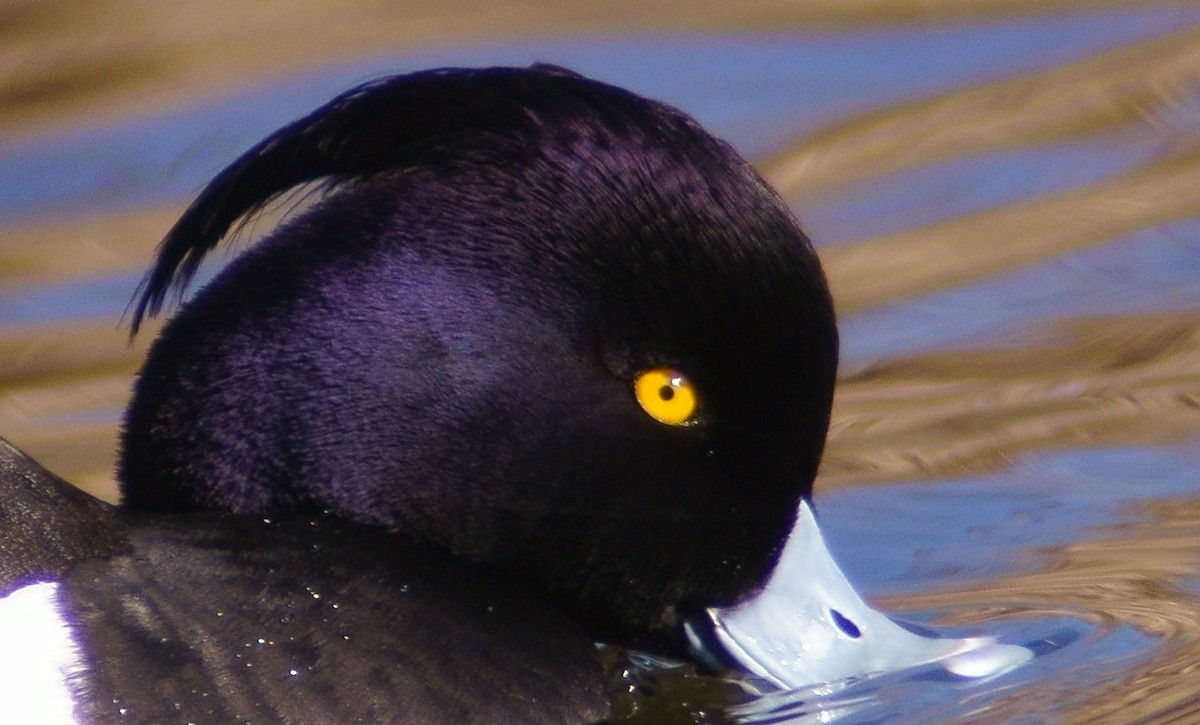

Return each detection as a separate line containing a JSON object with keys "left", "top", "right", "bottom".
{"left": 634, "top": 368, "right": 698, "bottom": 426}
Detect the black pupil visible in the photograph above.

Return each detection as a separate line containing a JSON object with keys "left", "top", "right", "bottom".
{"left": 658, "top": 385, "right": 675, "bottom": 401}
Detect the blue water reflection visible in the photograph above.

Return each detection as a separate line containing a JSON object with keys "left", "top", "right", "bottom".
{"left": 820, "top": 441, "right": 1200, "bottom": 597}
{"left": 0, "top": 271, "right": 144, "bottom": 326}
{"left": 801, "top": 130, "right": 1186, "bottom": 246}
{"left": 841, "top": 217, "right": 1200, "bottom": 367}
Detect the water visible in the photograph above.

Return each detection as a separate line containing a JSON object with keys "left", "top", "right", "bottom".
{"left": 2, "top": 3, "right": 1200, "bottom": 722}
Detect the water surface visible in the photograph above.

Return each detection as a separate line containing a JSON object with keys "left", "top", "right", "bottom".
{"left": 2, "top": 2, "right": 1199, "bottom": 722}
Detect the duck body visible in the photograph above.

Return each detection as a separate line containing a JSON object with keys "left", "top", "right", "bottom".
{"left": 1, "top": 440, "right": 608, "bottom": 722}
{"left": 1, "top": 64, "right": 857, "bottom": 723}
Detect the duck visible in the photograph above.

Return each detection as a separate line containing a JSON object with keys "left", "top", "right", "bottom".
{"left": 0, "top": 64, "right": 1028, "bottom": 724}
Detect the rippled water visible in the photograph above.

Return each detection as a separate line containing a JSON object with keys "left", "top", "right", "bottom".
{"left": 2, "top": 2, "right": 1199, "bottom": 722}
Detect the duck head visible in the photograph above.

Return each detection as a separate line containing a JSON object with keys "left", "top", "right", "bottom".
{"left": 118, "top": 65, "right": 1027, "bottom": 685}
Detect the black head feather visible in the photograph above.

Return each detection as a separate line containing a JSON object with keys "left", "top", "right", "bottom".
{"left": 131, "top": 64, "right": 638, "bottom": 332}
{"left": 121, "top": 64, "right": 838, "bottom": 652}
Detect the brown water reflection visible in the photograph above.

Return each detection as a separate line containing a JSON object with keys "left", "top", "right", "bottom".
{"left": 884, "top": 494, "right": 1200, "bottom": 722}
{"left": 2, "top": 1, "right": 1200, "bottom": 721}
{"left": 5, "top": 0, "right": 1188, "bottom": 136}
{"left": 824, "top": 311, "right": 1200, "bottom": 488}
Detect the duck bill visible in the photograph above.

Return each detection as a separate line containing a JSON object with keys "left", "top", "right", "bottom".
{"left": 684, "top": 500, "right": 1032, "bottom": 689}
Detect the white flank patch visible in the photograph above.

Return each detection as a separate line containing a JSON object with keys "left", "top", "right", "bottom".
{"left": 0, "top": 582, "right": 82, "bottom": 724}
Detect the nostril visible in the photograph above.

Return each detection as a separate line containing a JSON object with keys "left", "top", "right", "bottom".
{"left": 830, "top": 608, "right": 862, "bottom": 639}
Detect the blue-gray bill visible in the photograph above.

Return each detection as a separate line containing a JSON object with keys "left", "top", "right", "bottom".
{"left": 685, "top": 501, "right": 1033, "bottom": 689}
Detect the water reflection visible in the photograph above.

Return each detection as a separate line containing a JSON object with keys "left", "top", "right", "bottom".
{"left": 2, "top": 2, "right": 1200, "bottom": 722}
{"left": 803, "top": 130, "right": 1181, "bottom": 247}
{"left": 870, "top": 465, "right": 1200, "bottom": 723}
{"left": 841, "top": 219, "right": 1200, "bottom": 365}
